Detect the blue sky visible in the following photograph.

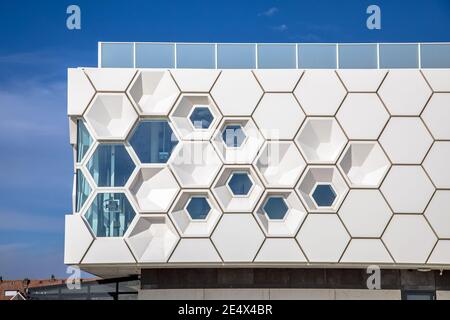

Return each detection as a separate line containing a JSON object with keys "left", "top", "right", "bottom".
{"left": 0, "top": 0, "right": 449, "bottom": 280}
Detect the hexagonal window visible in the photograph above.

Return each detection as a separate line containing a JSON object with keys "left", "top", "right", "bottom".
{"left": 129, "top": 120, "right": 179, "bottom": 164}
{"left": 87, "top": 144, "right": 135, "bottom": 187}
{"left": 263, "top": 197, "right": 288, "bottom": 220}
{"left": 77, "top": 120, "right": 92, "bottom": 163}
{"left": 186, "top": 197, "right": 211, "bottom": 220}
{"left": 75, "top": 169, "right": 91, "bottom": 212}
{"left": 312, "top": 184, "right": 337, "bottom": 207}
{"left": 222, "top": 125, "right": 246, "bottom": 148}
{"left": 189, "top": 106, "right": 214, "bottom": 129}
{"left": 85, "top": 193, "right": 136, "bottom": 237}
{"left": 227, "top": 172, "right": 253, "bottom": 196}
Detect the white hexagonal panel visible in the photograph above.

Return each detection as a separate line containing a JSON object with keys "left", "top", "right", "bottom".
{"left": 212, "top": 118, "right": 264, "bottom": 164}
{"left": 255, "top": 239, "right": 307, "bottom": 263}
{"left": 253, "top": 70, "right": 303, "bottom": 92}
{"left": 338, "top": 142, "right": 390, "bottom": 188}
{"left": 381, "top": 166, "right": 434, "bottom": 214}
{"left": 341, "top": 239, "right": 393, "bottom": 264}
{"left": 338, "top": 190, "right": 392, "bottom": 238}
{"left": 336, "top": 93, "right": 389, "bottom": 140}
{"left": 428, "top": 241, "right": 450, "bottom": 265}
{"left": 378, "top": 70, "right": 432, "bottom": 116}
{"left": 296, "top": 214, "right": 350, "bottom": 263}
{"left": 211, "top": 70, "right": 263, "bottom": 116}
{"left": 64, "top": 215, "right": 94, "bottom": 264}
{"left": 254, "top": 190, "right": 307, "bottom": 237}
{"left": 294, "top": 70, "right": 347, "bottom": 116}
{"left": 84, "top": 68, "right": 137, "bottom": 92}
{"left": 425, "top": 191, "right": 450, "bottom": 239}
{"left": 169, "top": 94, "right": 222, "bottom": 140}
{"left": 252, "top": 93, "right": 305, "bottom": 140}
{"left": 422, "top": 70, "right": 450, "bottom": 92}
{"left": 382, "top": 215, "right": 437, "bottom": 264}
{"left": 423, "top": 142, "right": 450, "bottom": 189}
{"left": 296, "top": 166, "right": 349, "bottom": 213}
{"left": 125, "top": 215, "right": 179, "bottom": 263}
{"left": 169, "top": 141, "right": 222, "bottom": 188}
{"left": 84, "top": 93, "right": 138, "bottom": 140}
{"left": 379, "top": 118, "right": 433, "bottom": 164}
{"left": 127, "top": 70, "right": 180, "bottom": 116}
{"left": 129, "top": 167, "right": 180, "bottom": 213}
{"left": 254, "top": 142, "right": 306, "bottom": 188}
{"left": 169, "top": 190, "right": 222, "bottom": 237}
{"left": 211, "top": 214, "right": 265, "bottom": 262}
{"left": 82, "top": 238, "right": 136, "bottom": 264}
{"left": 336, "top": 70, "right": 387, "bottom": 92}
{"left": 170, "top": 69, "right": 220, "bottom": 92}
{"left": 295, "top": 117, "right": 347, "bottom": 164}
{"left": 212, "top": 165, "right": 264, "bottom": 213}
{"left": 68, "top": 69, "right": 96, "bottom": 116}
{"left": 169, "top": 239, "right": 222, "bottom": 263}
{"left": 422, "top": 93, "right": 450, "bottom": 140}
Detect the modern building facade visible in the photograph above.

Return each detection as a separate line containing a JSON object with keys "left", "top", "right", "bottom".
{"left": 65, "top": 42, "right": 450, "bottom": 299}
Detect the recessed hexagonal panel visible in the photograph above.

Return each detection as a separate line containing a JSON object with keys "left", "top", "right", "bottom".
{"left": 294, "top": 70, "right": 347, "bottom": 116}
{"left": 378, "top": 70, "right": 432, "bottom": 116}
{"left": 253, "top": 70, "right": 303, "bottom": 92}
{"left": 338, "top": 190, "right": 392, "bottom": 238}
{"left": 422, "top": 94, "right": 450, "bottom": 140}
{"left": 125, "top": 215, "right": 179, "bottom": 263}
{"left": 341, "top": 239, "right": 393, "bottom": 264}
{"left": 336, "top": 93, "right": 389, "bottom": 140}
{"left": 129, "top": 167, "right": 180, "bottom": 213}
{"left": 211, "top": 70, "right": 263, "bottom": 116}
{"left": 85, "top": 192, "right": 136, "bottom": 237}
{"left": 255, "top": 190, "right": 306, "bottom": 237}
{"left": 425, "top": 191, "right": 450, "bottom": 239}
{"left": 170, "top": 94, "right": 221, "bottom": 140}
{"left": 381, "top": 166, "right": 435, "bottom": 214}
{"left": 129, "top": 120, "right": 179, "bottom": 164}
{"left": 253, "top": 93, "right": 305, "bottom": 140}
{"left": 296, "top": 214, "right": 350, "bottom": 263}
{"left": 382, "top": 215, "right": 437, "bottom": 264}
{"left": 127, "top": 70, "right": 180, "bottom": 116}
{"left": 254, "top": 142, "right": 306, "bottom": 188}
{"left": 87, "top": 144, "right": 135, "bottom": 187}
{"left": 84, "top": 93, "right": 138, "bottom": 140}
{"left": 75, "top": 169, "right": 92, "bottom": 212}
{"left": 379, "top": 118, "right": 433, "bottom": 164}
{"left": 212, "top": 166, "right": 264, "bottom": 213}
{"left": 336, "top": 70, "right": 387, "bottom": 92}
{"left": 227, "top": 172, "right": 253, "bottom": 196}
{"left": 338, "top": 142, "right": 390, "bottom": 188}
{"left": 255, "top": 239, "right": 307, "bottom": 263}
{"left": 211, "top": 214, "right": 265, "bottom": 262}
{"left": 295, "top": 118, "right": 347, "bottom": 164}
{"left": 423, "top": 142, "right": 450, "bottom": 189}
{"left": 296, "top": 166, "right": 349, "bottom": 213}
{"left": 169, "top": 141, "right": 222, "bottom": 188}
{"left": 169, "top": 190, "right": 221, "bottom": 237}
{"left": 212, "top": 118, "right": 264, "bottom": 164}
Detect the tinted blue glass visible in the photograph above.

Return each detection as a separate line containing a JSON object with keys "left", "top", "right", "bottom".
{"left": 421, "top": 44, "right": 450, "bottom": 68}
{"left": 298, "top": 44, "right": 337, "bottom": 69}
{"left": 177, "top": 44, "right": 215, "bottom": 69}
{"left": 263, "top": 197, "right": 288, "bottom": 220}
{"left": 228, "top": 173, "right": 253, "bottom": 196}
{"left": 88, "top": 144, "right": 135, "bottom": 187}
{"left": 85, "top": 193, "right": 136, "bottom": 237}
{"left": 77, "top": 120, "right": 92, "bottom": 162}
{"left": 186, "top": 197, "right": 211, "bottom": 220}
{"left": 129, "top": 121, "right": 179, "bottom": 164}
{"left": 258, "top": 44, "right": 296, "bottom": 69}
{"left": 217, "top": 44, "right": 256, "bottom": 69}
{"left": 189, "top": 107, "right": 214, "bottom": 129}
{"left": 101, "top": 43, "right": 134, "bottom": 68}
{"left": 339, "top": 44, "right": 378, "bottom": 69}
{"left": 76, "top": 169, "right": 91, "bottom": 212}
{"left": 379, "top": 44, "right": 419, "bottom": 68}
{"left": 136, "top": 43, "right": 175, "bottom": 68}
{"left": 222, "top": 125, "right": 246, "bottom": 148}
{"left": 312, "top": 184, "right": 337, "bottom": 207}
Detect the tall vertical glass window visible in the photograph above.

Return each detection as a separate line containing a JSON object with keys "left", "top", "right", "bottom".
{"left": 76, "top": 169, "right": 91, "bottom": 212}
{"left": 77, "top": 120, "right": 92, "bottom": 162}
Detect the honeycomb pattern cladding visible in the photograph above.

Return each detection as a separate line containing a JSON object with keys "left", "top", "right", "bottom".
{"left": 66, "top": 68, "right": 450, "bottom": 267}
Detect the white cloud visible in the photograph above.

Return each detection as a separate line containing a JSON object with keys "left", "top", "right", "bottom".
{"left": 258, "top": 7, "right": 279, "bottom": 17}
{"left": 272, "top": 24, "right": 288, "bottom": 32}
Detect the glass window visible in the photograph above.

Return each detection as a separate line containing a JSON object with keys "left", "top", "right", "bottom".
{"left": 258, "top": 44, "right": 297, "bottom": 69}
{"left": 136, "top": 43, "right": 175, "bottom": 68}
{"left": 402, "top": 290, "right": 435, "bottom": 300}
{"left": 189, "top": 106, "right": 214, "bottom": 129}
{"left": 176, "top": 44, "right": 215, "bottom": 69}
{"left": 101, "top": 43, "right": 134, "bottom": 68}
{"left": 87, "top": 144, "right": 135, "bottom": 187}
{"left": 338, "top": 44, "right": 378, "bottom": 69}
{"left": 421, "top": 44, "right": 450, "bottom": 68}
{"left": 298, "top": 44, "right": 337, "bottom": 69}
{"left": 379, "top": 44, "right": 419, "bottom": 69}
{"left": 222, "top": 124, "right": 246, "bottom": 148}
{"left": 228, "top": 172, "right": 253, "bottom": 196}
{"left": 76, "top": 169, "right": 91, "bottom": 212}
{"left": 217, "top": 44, "right": 256, "bottom": 69}
{"left": 85, "top": 193, "right": 136, "bottom": 237}
{"left": 263, "top": 196, "right": 289, "bottom": 220}
{"left": 129, "top": 121, "right": 179, "bottom": 164}
{"left": 186, "top": 197, "right": 211, "bottom": 220}
{"left": 77, "top": 120, "right": 92, "bottom": 162}
{"left": 312, "top": 184, "right": 337, "bottom": 207}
